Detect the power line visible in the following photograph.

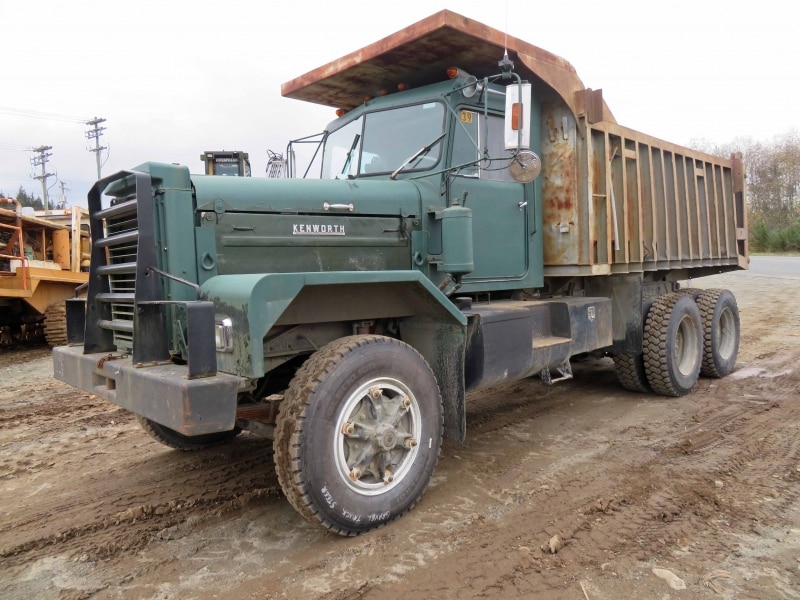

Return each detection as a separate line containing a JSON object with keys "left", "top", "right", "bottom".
{"left": 0, "top": 106, "right": 89, "bottom": 123}
{"left": 0, "top": 142, "right": 33, "bottom": 151}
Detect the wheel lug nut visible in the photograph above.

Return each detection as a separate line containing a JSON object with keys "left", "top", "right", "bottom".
{"left": 383, "top": 467, "right": 394, "bottom": 484}
{"left": 404, "top": 437, "right": 417, "bottom": 449}
{"left": 369, "top": 386, "right": 383, "bottom": 400}
{"left": 349, "top": 467, "right": 362, "bottom": 481}
{"left": 341, "top": 422, "right": 355, "bottom": 436}
{"left": 400, "top": 395, "right": 411, "bottom": 409}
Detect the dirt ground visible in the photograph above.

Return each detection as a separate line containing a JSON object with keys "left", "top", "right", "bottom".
{"left": 1, "top": 268, "right": 799, "bottom": 600}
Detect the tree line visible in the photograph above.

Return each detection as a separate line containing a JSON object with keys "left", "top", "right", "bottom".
{"left": 0, "top": 186, "right": 67, "bottom": 211}
{"left": 691, "top": 130, "right": 800, "bottom": 253}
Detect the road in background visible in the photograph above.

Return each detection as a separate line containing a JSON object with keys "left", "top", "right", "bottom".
{"left": 747, "top": 255, "right": 800, "bottom": 278}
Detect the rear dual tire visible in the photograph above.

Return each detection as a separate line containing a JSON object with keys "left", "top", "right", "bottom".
{"left": 697, "top": 288, "right": 740, "bottom": 378}
{"left": 643, "top": 293, "right": 703, "bottom": 397}
{"left": 613, "top": 352, "right": 649, "bottom": 393}
{"left": 641, "top": 288, "right": 740, "bottom": 396}
{"left": 137, "top": 415, "right": 240, "bottom": 450}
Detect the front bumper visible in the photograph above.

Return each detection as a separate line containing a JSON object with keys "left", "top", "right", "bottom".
{"left": 53, "top": 345, "right": 243, "bottom": 436}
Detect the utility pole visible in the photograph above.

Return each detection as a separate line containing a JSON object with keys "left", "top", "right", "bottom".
{"left": 31, "top": 145, "right": 55, "bottom": 210}
{"left": 85, "top": 117, "right": 107, "bottom": 180}
{"left": 58, "top": 181, "right": 69, "bottom": 207}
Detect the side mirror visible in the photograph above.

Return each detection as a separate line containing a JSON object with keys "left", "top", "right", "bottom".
{"left": 509, "top": 151, "right": 541, "bottom": 183}
{"left": 462, "top": 75, "right": 484, "bottom": 99}
{"left": 504, "top": 82, "right": 532, "bottom": 151}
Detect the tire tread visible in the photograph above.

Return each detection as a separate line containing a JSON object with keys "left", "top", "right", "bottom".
{"left": 696, "top": 288, "right": 739, "bottom": 378}
{"left": 273, "top": 335, "right": 442, "bottom": 536}
{"left": 643, "top": 293, "right": 702, "bottom": 397}
{"left": 613, "top": 352, "right": 650, "bottom": 393}
{"left": 136, "top": 414, "right": 239, "bottom": 451}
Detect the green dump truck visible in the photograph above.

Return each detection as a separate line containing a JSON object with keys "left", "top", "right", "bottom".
{"left": 53, "top": 10, "right": 748, "bottom": 536}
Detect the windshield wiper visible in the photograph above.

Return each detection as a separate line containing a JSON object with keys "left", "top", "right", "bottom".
{"left": 390, "top": 132, "right": 446, "bottom": 180}
{"left": 339, "top": 133, "right": 361, "bottom": 178}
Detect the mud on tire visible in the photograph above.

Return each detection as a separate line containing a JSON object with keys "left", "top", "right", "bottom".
{"left": 643, "top": 293, "right": 703, "bottom": 397}
{"left": 696, "top": 288, "right": 740, "bottom": 378}
{"left": 273, "top": 335, "right": 443, "bottom": 536}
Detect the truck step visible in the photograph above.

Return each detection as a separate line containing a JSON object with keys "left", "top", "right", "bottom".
{"left": 540, "top": 359, "right": 573, "bottom": 385}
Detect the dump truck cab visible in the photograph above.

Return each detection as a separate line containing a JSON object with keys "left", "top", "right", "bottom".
{"left": 308, "top": 67, "right": 542, "bottom": 292}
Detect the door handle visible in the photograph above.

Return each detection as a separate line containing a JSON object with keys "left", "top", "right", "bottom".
{"left": 323, "top": 202, "right": 354, "bottom": 212}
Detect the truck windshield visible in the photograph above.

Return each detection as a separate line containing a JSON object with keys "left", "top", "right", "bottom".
{"left": 321, "top": 102, "right": 445, "bottom": 178}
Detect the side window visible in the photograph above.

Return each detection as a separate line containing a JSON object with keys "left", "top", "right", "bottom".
{"left": 452, "top": 110, "right": 480, "bottom": 177}
{"left": 452, "top": 111, "right": 516, "bottom": 182}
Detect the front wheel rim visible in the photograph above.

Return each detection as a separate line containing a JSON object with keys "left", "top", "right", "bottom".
{"left": 334, "top": 377, "right": 422, "bottom": 496}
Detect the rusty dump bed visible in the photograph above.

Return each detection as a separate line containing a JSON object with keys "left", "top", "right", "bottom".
{"left": 284, "top": 10, "right": 747, "bottom": 277}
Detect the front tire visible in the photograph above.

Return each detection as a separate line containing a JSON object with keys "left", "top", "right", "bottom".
{"left": 643, "top": 293, "right": 703, "bottom": 397}
{"left": 274, "top": 335, "right": 443, "bottom": 536}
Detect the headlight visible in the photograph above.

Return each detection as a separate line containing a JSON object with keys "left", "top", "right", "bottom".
{"left": 214, "top": 318, "right": 233, "bottom": 352}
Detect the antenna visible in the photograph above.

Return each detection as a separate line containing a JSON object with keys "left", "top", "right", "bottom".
{"left": 498, "top": 0, "right": 514, "bottom": 78}
{"left": 504, "top": 0, "right": 509, "bottom": 53}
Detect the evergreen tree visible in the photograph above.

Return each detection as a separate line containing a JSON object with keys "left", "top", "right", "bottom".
{"left": 14, "top": 186, "right": 45, "bottom": 210}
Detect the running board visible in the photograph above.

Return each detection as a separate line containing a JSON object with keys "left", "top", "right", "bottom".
{"left": 463, "top": 297, "right": 612, "bottom": 393}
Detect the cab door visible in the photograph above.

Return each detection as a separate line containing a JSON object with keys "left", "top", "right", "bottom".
{"left": 450, "top": 109, "right": 530, "bottom": 288}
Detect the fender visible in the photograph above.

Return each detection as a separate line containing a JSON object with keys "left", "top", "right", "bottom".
{"left": 202, "top": 270, "right": 469, "bottom": 440}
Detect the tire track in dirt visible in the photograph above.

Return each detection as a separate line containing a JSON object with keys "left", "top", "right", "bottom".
{"left": 1, "top": 428, "right": 280, "bottom": 570}
{"left": 277, "top": 351, "right": 800, "bottom": 599}
{"left": 3, "top": 271, "right": 800, "bottom": 600}
{"left": 0, "top": 350, "right": 285, "bottom": 580}
{"left": 252, "top": 372, "right": 662, "bottom": 598}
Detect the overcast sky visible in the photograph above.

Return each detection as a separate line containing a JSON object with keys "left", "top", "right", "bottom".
{"left": 1, "top": 0, "right": 793, "bottom": 207}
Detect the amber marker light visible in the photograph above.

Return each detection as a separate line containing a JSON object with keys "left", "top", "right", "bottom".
{"left": 335, "top": 108, "right": 346, "bottom": 117}
{"left": 511, "top": 102, "right": 522, "bottom": 130}
{"left": 397, "top": 83, "right": 407, "bottom": 91}
{"left": 446, "top": 67, "right": 459, "bottom": 79}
